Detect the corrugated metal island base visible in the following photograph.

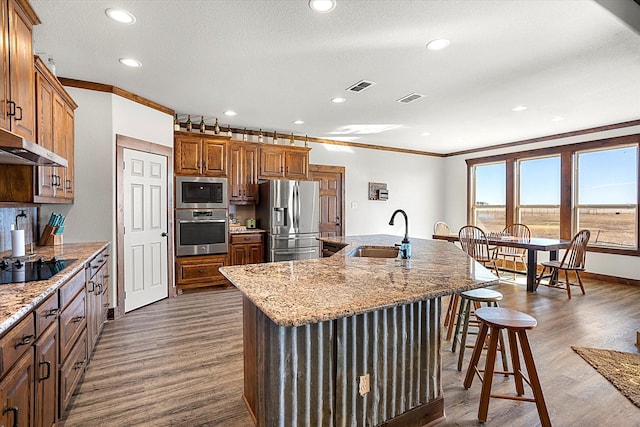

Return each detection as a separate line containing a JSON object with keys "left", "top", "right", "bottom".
{"left": 220, "top": 235, "right": 499, "bottom": 426}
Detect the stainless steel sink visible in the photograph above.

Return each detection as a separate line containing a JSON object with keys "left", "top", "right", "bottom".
{"left": 348, "top": 245, "right": 400, "bottom": 258}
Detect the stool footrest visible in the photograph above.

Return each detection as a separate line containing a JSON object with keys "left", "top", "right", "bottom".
{"left": 490, "top": 393, "right": 536, "bottom": 403}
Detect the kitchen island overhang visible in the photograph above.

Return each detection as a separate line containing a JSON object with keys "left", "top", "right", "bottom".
{"left": 220, "top": 235, "right": 499, "bottom": 427}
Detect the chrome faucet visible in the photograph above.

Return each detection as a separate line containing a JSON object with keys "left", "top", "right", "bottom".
{"left": 389, "top": 209, "right": 411, "bottom": 259}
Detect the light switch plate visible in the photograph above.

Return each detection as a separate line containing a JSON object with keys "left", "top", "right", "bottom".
{"left": 359, "top": 373, "right": 370, "bottom": 396}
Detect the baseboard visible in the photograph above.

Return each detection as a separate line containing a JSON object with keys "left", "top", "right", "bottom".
{"left": 581, "top": 271, "right": 640, "bottom": 286}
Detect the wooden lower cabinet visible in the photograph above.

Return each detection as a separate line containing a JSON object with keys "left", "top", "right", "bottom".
{"left": 176, "top": 254, "right": 230, "bottom": 290}
{"left": 230, "top": 233, "right": 265, "bottom": 265}
{"left": 0, "top": 349, "right": 35, "bottom": 427}
{"left": 58, "top": 330, "right": 87, "bottom": 418}
{"left": 86, "top": 247, "right": 110, "bottom": 356}
{"left": 35, "top": 324, "right": 57, "bottom": 427}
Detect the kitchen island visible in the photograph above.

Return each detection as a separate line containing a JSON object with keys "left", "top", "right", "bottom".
{"left": 220, "top": 234, "right": 498, "bottom": 427}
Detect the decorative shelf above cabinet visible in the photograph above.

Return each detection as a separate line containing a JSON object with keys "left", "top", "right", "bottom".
{"left": 174, "top": 131, "right": 229, "bottom": 177}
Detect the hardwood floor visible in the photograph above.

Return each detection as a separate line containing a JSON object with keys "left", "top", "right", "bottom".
{"left": 61, "top": 279, "right": 640, "bottom": 427}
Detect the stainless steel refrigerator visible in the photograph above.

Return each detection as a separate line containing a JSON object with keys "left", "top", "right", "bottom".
{"left": 257, "top": 180, "right": 320, "bottom": 262}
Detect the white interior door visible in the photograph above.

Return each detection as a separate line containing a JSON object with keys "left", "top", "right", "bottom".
{"left": 123, "top": 148, "right": 169, "bottom": 312}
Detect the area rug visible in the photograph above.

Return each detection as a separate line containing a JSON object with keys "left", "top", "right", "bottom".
{"left": 571, "top": 346, "right": 640, "bottom": 408}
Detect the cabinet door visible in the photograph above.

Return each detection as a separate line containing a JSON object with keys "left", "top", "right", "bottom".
{"left": 35, "top": 72, "right": 55, "bottom": 198}
{"left": 0, "top": 349, "right": 35, "bottom": 427}
{"left": 35, "top": 325, "right": 57, "bottom": 427}
{"left": 175, "top": 254, "right": 228, "bottom": 287}
{"left": 285, "top": 149, "right": 309, "bottom": 180}
{"left": 243, "top": 144, "right": 259, "bottom": 203}
{"left": 63, "top": 105, "right": 75, "bottom": 199}
{"left": 202, "top": 139, "right": 227, "bottom": 176}
{"left": 7, "top": 0, "right": 36, "bottom": 140}
{"left": 175, "top": 135, "right": 202, "bottom": 175}
{"left": 249, "top": 244, "right": 264, "bottom": 264}
{"left": 229, "top": 144, "right": 244, "bottom": 202}
{"left": 230, "top": 244, "right": 247, "bottom": 265}
{"left": 0, "top": 0, "right": 9, "bottom": 131}
{"left": 51, "top": 92, "right": 66, "bottom": 199}
{"left": 259, "top": 146, "right": 286, "bottom": 179}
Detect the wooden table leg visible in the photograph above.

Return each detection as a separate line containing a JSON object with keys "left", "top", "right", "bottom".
{"left": 526, "top": 249, "right": 538, "bottom": 292}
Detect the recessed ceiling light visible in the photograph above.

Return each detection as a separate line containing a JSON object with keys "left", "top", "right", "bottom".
{"left": 426, "top": 38, "right": 450, "bottom": 51}
{"left": 421, "top": 132, "right": 431, "bottom": 137}
{"left": 223, "top": 110, "right": 237, "bottom": 116}
{"left": 293, "top": 120, "right": 305, "bottom": 125}
{"left": 119, "top": 58, "right": 142, "bottom": 68}
{"left": 331, "top": 97, "right": 346, "bottom": 104}
{"left": 551, "top": 116, "right": 564, "bottom": 122}
{"left": 512, "top": 105, "right": 528, "bottom": 112}
{"left": 105, "top": 8, "right": 136, "bottom": 24}
{"left": 309, "top": 0, "right": 336, "bottom": 13}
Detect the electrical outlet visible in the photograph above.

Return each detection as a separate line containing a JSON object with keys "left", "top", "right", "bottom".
{"left": 358, "top": 373, "right": 370, "bottom": 396}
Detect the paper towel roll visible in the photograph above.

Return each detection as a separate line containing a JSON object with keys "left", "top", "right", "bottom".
{"left": 11, "top": 229, "right": 25, "bottom": 257}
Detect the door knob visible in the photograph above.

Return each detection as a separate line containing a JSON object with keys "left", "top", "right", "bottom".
{"left": 161, "top": 232, "right": 167, "bottom": 237}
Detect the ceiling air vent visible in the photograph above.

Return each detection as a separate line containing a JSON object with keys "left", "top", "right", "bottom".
{"left": 346, "top": 80, "right": 376, "bottom": 93}
{"left": 396, "top": 93, "right": 424, "bottom": 104}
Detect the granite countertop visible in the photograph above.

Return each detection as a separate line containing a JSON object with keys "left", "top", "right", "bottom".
{"left": 0, "top": 242, "right": 109, "bottom": 336}
{"left": 220, "top": 234, "right": 498, "bottom": 327}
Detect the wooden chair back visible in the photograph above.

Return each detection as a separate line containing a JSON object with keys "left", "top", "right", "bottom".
{"left": 434, "top": 221, "right": 452, "bottom": 235}
{"left": 559, "top": 229, "right": 590, "bottom": 270}
{"left": 500, "top": 223, "right": 531, "bottom": 256}
{"left": 458, "top": 225, "right": 493, "bottom": 263}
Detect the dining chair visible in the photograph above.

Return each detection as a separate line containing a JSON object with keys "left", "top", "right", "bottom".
{"left": 458, "top": 226, "right": 500, "bottom": 279}
{"left": 536, "top": 229, "right": 590, "bottom": 299}
{"left": 433, "top": 221, "right": 452, "bottom": 235}
{"left": 496, "top": 224, "right": 531, "bottom": 279}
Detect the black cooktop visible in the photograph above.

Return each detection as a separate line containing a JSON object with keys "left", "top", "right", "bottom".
{"left": 0, "top": 257, "right": 77, "bottom": 285}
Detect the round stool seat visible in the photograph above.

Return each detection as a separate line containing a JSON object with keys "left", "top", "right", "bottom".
{"left": 475, "top": 307, "right": 537, "bottom": 330}
{"left": 461, "top": 288, "right": 503, "bottom": 302}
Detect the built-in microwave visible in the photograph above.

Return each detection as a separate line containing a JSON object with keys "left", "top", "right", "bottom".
{"left": 176, "top": 209, "right": 228, "bottom": 256}
{"left": 176, "top": 176, "right": 228, "bottom": 209}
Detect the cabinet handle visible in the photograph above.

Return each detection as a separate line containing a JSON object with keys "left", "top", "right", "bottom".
{"left": 280, "top": 166, "right": 283, "bottom": 173}
{"left": 14, "top": 105, "right": 22, "bottom": 121}
{"left": 88, "top": 280, "right": 96, "bottom": 293}
{"left": 198, "top": 269, "right": 207, "bottom": 273}
{"left": 71, "top": 316, "right": 85, "bottom": 323}
{"left": 73, "top": 360, "right": 85, "bottom": 370}
{"left": 66, "top": 179, "right": 72, "bottom": 190}
{"left": 39, "top": 360, "right": 52, "bottom": 381}
{"left": 45, "top": 308, "right": 59, "bottom": 318}
{"left": 6, "top": 100, "right": 16, "bottom": 116}
{"left": 97, "top": 283, "right": 103, "bottom": 295}
{"left": 2, "top": 406, "right": 18, "bottom": 427}
{"left": 14, "top": 334, "right": 35, "bottom": 348}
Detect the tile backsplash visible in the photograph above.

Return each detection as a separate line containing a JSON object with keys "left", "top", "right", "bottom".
{"left": 0, "top": 207, "right": 37, "bottom": 253}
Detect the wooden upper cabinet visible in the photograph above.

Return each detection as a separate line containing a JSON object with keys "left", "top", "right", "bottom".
{"left": 0, "top": 0, "right": 40, "bottom": 139}
{"left": 34, "top": 56, "right": 77, "bottom": 203}
{"left": 229, "top": 141, "right": 259, "bottom": 204}
{"left": 174, "top": 132, "right": 228, "bottom": 176}
{"left": 259, "top": 145, "right": 310, "bottom": 180}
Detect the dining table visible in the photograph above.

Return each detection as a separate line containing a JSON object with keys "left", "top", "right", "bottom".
{"left": 432, "top": 233, "right": 571, "bottom": 292}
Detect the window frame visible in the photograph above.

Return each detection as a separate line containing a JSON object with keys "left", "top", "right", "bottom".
{"left": 469, "top": 161, "right": 507, "bottom": 231}
{"left": 466, "top": 134, "right": 640, "bottom": 256}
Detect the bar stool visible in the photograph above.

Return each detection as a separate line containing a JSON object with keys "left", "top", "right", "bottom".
{"left": 443, "top": 293, "right": 460, "bottom": 340}
{"left": 463, "top": 307, "right": 551, "bottom": 427}
{"left": 451, "top": 288, "right": 508, "bottom": 372}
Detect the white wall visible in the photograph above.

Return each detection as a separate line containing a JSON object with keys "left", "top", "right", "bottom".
{"left": 443, "top": 125, "right": 640, "bottom": 280}
{"left": 309, "top": 142, "right": 445, "bottom": 240}
{"left": 41, "top": 89, "right": 173, "bottom": 306}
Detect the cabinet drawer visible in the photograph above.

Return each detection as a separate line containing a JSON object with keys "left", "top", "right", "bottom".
{"left": 180, "top": 262, "right": 224, "bottom": 281}
{"left": 59, "top": 291, "right": 86, "bottom": 363}
{"left": 88, "top": 247, "right": 109, "bottom": 279}
{"left": 59, "top": 330, "right": 87, "bottom": 417}
{"left": 59, "top": 268, "right": 86, "bottom": 309}
{"left": 230, "top": 233, "right": 263, "bottom": 245}
{"left": 0, "top": 314, "right": 35, "bottom": 376}
{"left": 35, "top": 292, "right": 59, "bottom": 335}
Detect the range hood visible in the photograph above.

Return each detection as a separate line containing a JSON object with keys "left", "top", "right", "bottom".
{"left": 0, "top": 128, "right": 67, "bottom": 167}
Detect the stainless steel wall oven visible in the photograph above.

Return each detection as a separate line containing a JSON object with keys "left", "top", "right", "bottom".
{"left": 176, "top": 209, "right": 228, "bottom": 256}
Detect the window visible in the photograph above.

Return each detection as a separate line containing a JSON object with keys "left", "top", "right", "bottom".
{"left": 575, "top": 145, "right": 638, "bottom": 249}
{"left": 472, "top": 162, "right": 506, "bottom": 232}
{"left": 517, "top": 156, "right": 561, "bottom": 239}
{"left": 466, "top": 133, "right": 640, "bottom": 256}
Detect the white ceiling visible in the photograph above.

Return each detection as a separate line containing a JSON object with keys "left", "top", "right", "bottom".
{"left": 30, "top": 0, "right": 640, "bottom": 155}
